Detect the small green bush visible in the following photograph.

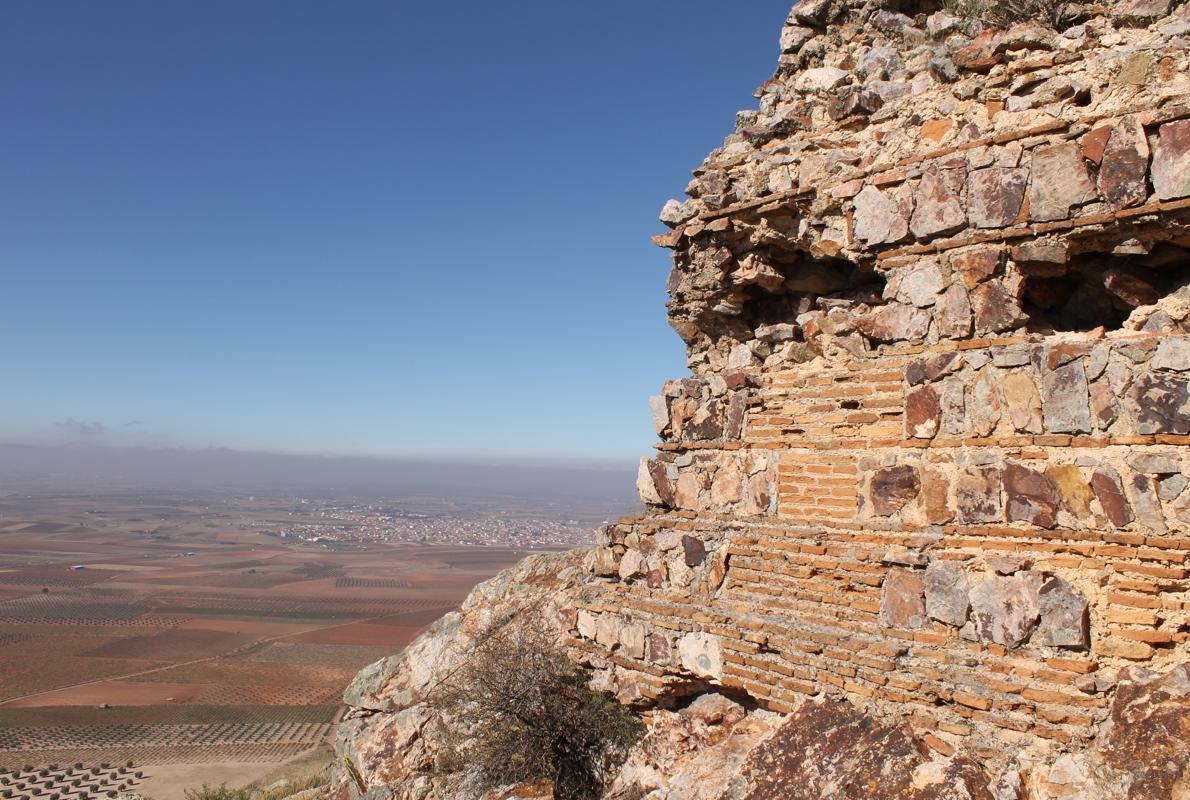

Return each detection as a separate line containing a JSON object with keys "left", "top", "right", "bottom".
{"left": 431, "top": 617, "right": 643, "bottom": 800}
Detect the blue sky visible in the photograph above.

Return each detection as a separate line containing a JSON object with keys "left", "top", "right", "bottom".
{"left": 1, "top": 1, "right": 792, "bottom": 462}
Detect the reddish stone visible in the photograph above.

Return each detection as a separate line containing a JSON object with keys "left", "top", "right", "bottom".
{"left": 954, "top": 31, "right": 1002, "bottom": 73}
{"left": 921, "top": 468, "right": 953, "bottom": 524}
{"left": 724, "top": 372, "right": 749, "bottom": 390}
{"left": 1004, "top": 463, "right": 1060, "bottom": 528}
{"left": 646, "top": 632, "right": 671, "bottom": 664}
{"left": 649, "top": 460, "right": 677, "bottom": 507}
{"left": 921, "top": 118, "right": 953, "bottom": 143}
{"left": 1081, "top": 125, "right": 1113, "bottom": 165}
{"left": 936, "top": 283, "right": 973, "bottom": 338}
{"left": 956, "top": 466, "right": 1003, "bottom": 524}
{"left": 1104, "top": 268, "right": 1160, "bottom": 307}
{"left": 737, "top": 700, "right": 995, "bottom": 800}
{"left": 910, "top": 167, "right": 967, "bottom": 239}
{"left": 1029, "top": 141, "right": 1097, "bottom": 222}
{"left": 971, "top": 280, "right": 1026, "bottom": 335}
{"left": 1098, "top": 116, "right": 1150, "bottom": 208}
{"left": 856, "top": 302, "right": 931, "bottom": 343}
{"left": 1095, "top": 665, "right": 1190, "bottom": 799}
{"left": 967, "top": 167, "right": 1027, "bottom": 228}
{"left": 905, "top": 385, "right": 941, "bottom": 439}
{"left": 725, "top": 391, "right": 747, "bottom": 439}
{"left": 1091, "top": 467, "right": 1135, "bottom": 528}
{"left": 681, "top": 535, "right": 707, "bottom": 567}
{"left": 950, "top": 248, "right": 1001, "bottom": 288}
{"left": 870, "top": 465, "right": 921, "bottom": 516}
{"left": 881, "top": 569, "right": 926, "bottom": 628}
{"left": 1152, "top": 119, "right": 1190, "bottom": 200}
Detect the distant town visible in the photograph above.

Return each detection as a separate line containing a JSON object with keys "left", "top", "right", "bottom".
{"left": 262, "top": 497, "right": 611, "bottom": 549}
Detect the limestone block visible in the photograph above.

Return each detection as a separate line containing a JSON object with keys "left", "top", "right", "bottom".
{"left": 678, "top": 632, "right": 723, "bottom": 679}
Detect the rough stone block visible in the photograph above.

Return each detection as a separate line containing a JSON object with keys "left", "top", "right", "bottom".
{"left": 870, "top": 465, "right": 921, "bottom": 516}
{"left": 924, "top": 560, "right": 970, "bottom": 627}
{"left": 969, "top": 573, "right": 1041, "bottom": 648}
{"left": 1029, "top": 141, "right": 1097, "bottom": 222}
{"left": 881, "top": 568, "right": 926, "bottom": 629}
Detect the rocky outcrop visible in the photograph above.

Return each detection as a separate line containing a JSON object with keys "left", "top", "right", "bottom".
{"left": 333, "top": 552, "right": 587, "bottom": 799}
{"left": 336, "top": 2, "right": 1190, "bottom": 798}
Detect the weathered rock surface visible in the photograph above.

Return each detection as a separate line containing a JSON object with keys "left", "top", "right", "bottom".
{"left": 734, "top": 700, "right": 995, "bottom": 800}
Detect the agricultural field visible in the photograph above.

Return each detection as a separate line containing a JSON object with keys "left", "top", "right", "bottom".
{"left": 0, "top": 490, "right": 543, "bottom": 796}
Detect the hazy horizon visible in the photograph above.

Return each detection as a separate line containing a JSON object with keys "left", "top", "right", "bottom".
{"left": 0, "top": 441, "right": 637, "bottom": 502}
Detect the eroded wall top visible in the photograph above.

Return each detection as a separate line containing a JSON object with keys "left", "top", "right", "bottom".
{"left": 655, "top": 0, "right": 1190, "bottom": 375}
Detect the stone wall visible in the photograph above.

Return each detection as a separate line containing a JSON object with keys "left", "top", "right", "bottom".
{"left": 332, "top": 3, "right": 1190, "bottom": 798}
{"left": 569, "top": 0, "right": 1190, "bottom": 776}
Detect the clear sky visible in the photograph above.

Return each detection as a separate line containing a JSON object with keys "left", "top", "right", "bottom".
{"left": 1, "top": 1, "right": 792, "bottom": 462}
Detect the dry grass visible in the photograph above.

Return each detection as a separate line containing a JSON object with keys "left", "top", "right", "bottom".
{"left": 944, "top": 0, "right": 1066, "bottom": 29}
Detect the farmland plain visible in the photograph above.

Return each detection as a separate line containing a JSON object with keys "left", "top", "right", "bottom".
{"left": 0, "top": 489, "right": 594, "bottom": 797}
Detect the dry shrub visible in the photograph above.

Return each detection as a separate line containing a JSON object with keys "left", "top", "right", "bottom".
{"left": 945, "top": 0, "right": 1067, "bottom": 28}
{"left": 430, "top": 617, "right": 642, "bottom": 800}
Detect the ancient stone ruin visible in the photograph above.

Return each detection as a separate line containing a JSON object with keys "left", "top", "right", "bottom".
{"left": 334, "top": 2, "right": 1190, "bottom": 798}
